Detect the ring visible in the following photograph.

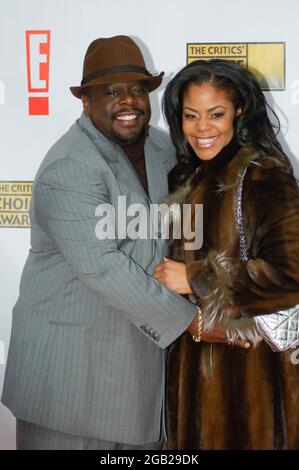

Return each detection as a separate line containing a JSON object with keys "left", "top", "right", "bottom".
{"left": 227, "top": 337, "right": 233, "bottom": 346}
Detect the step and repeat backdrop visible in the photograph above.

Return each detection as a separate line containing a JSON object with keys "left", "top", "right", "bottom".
{"left": 1, "top": 0, "right": 299, "bottom": 449}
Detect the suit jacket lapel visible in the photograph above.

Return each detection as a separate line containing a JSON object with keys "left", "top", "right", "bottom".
{"left": 78, "top": 113, "right": 120, "bottom": 174}
{"left": 79, "top": 114, "right": 168, "bottom": 205}
{"left": 145, "top": 131, "right": 169, "bottom": 204}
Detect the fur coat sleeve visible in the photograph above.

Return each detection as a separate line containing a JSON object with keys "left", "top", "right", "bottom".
{"left": 186, "top": 158, "right": 299, "bottom": 326}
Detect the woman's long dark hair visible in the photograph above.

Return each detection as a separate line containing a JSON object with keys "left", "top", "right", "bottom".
{"left": 163, "top": 59, "right": 292, "bottom": 190}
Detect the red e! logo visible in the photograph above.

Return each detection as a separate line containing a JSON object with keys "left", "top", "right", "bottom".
{"left": 26, "top": 30, "right": 51, "bottom": 115}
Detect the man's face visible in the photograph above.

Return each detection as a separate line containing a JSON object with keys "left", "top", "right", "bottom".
{"left": 81, "top": 81, "right": 151, "bottom": 144}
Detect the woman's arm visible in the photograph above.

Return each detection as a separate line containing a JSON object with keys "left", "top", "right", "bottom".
{"left": 153, "top": 258, "right": 258, "bottom": 348}
{"left": 154, "top": 161, "right": 299, "bottom": 345}
{"left": 187, "top": 165, "right": 299, "bottom": 317}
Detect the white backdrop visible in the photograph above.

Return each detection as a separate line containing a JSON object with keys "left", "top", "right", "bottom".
{"left": 1, "top": 0, "right": 299, "bottom": 449}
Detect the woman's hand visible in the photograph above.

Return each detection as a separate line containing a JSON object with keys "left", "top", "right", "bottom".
{"left": 203, "top": 323, "right": 251, "bottom": 348}
{"left": 153, "top": 257, "right": 193, "bottom": 294}
{"left": 187, "top": 315, "right": 252, "bottom": 349}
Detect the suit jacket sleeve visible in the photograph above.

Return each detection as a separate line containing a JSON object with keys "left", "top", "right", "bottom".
{"left": 34, "top": 157, "right": 196, "bottom": 348}
{"left": 186, "top": 164, "right": 299, "bottom": 317}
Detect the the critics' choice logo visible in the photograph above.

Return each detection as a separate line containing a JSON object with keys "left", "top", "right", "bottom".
{"left": 26, "top": 30, "right": 51, "bottom": 115}
{"left": 187, "top": 42, "right": 285, "bottom": 91}
{"left": 0, "top": 181, "right": 32, "bottom": 228}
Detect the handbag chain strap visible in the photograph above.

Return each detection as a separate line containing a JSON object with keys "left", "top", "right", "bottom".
{"left": 235, "top": 168, "right": 249, "bottom": 262}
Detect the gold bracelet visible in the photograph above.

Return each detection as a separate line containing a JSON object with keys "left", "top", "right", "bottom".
{"left": 192, "top": 306, "right": 203, "bottom": 343}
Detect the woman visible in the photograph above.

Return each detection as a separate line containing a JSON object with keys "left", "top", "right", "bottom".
{"left": 153, "top": 60, "right": 299, "bottom": 449}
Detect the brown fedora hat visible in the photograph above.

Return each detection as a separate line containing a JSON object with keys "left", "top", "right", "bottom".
{"left": 70, "top": 35, "right": 164, "bottom": 98}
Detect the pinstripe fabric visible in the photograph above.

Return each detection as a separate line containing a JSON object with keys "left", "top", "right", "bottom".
{"left": 2, "top": 114, "right": 197, "bottom": 445}
{"left": 16, "top": 420, "right": 163, "bottom": 450}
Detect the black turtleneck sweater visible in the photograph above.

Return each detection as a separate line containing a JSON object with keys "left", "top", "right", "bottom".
{"left": 120, "top": 134, "right": 148, "bottom": 195}
{"left": 169, "top": 136, "right": 241, "bottom": 193}
{"left": 199, "top": 136, "right": 240, "bottom": 177}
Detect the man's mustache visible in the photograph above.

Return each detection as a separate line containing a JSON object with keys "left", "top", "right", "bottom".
{"left": 112, "top": 109, "right": 145, "bottom": 120}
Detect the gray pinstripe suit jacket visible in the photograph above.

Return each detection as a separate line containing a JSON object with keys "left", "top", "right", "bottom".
{"left": 2, "top": 114, "right": 196, "bottom": 445}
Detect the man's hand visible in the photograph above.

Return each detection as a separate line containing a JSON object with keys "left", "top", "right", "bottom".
{"left": 153, "top": 257, "right": 193, "bottom": 294}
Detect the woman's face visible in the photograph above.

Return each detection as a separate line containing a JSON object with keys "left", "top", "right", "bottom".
{"left": 182, "top": 82, "right": 241, "bottom": 161}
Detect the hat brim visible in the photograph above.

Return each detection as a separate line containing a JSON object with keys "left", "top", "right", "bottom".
{"left": 70, "top": 71, "right": 164, "bottom": 98}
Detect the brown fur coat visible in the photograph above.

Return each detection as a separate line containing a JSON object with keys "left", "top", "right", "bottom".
{"left": 165, "top": 147, "right": 299, "bottom": 450}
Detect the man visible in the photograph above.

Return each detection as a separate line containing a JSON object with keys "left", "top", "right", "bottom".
{"left": 1, "top": 35, "right": 198, "bottom": 450}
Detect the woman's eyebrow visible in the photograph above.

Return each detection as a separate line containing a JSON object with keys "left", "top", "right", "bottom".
{"left": 183, "top": 105, "right": 226, "bottom": 112}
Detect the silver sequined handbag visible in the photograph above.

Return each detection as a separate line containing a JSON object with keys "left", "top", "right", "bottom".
{"left": 236, "top": 169, "right": 299, "bottom": 352}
